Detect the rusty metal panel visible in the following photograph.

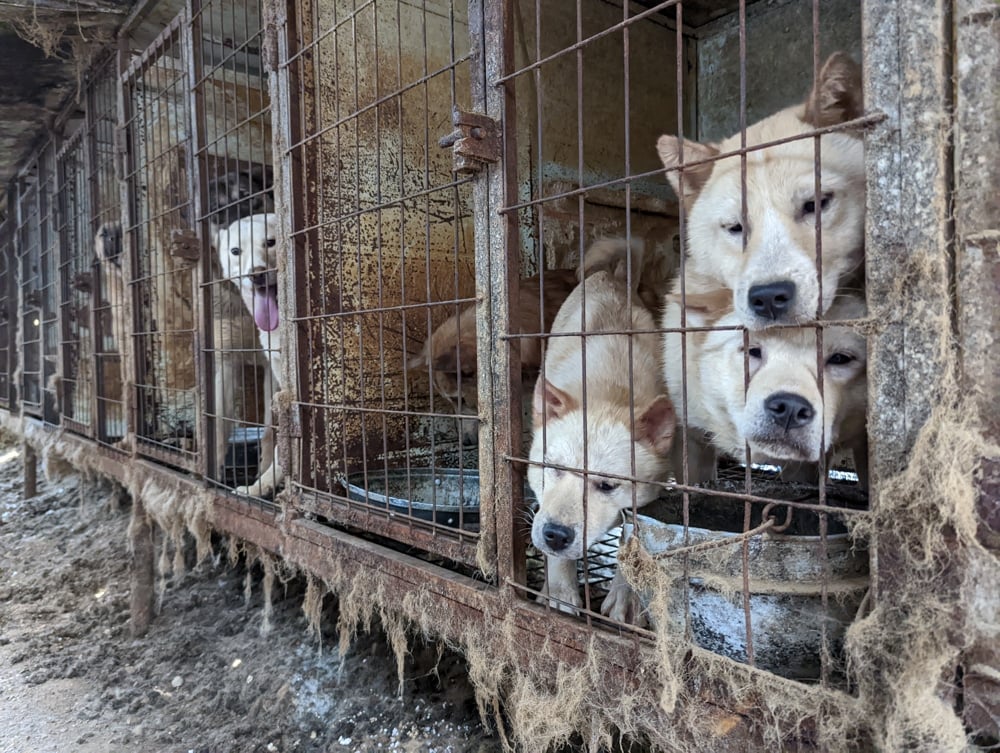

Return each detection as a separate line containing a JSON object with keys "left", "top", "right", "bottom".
{"left": 278, "top": 0, "right": 483, "bottom": 564}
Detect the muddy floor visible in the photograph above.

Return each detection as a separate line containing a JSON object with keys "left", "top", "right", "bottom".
{"left": 0, "top": 438, "right": 502, "bottom": 753}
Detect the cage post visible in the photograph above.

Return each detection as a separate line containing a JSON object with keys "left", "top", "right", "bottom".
{"left": 129, "top": 494, "right": 156, "bottom": 637}
{"left": 476, "top": 0, "right": 524, "bottom": 588}
{"left": 953, "top": 0, "right": 1000, "bottom": 739}
{"left": 22, "top": 442, "right": 37, "bottom": 499}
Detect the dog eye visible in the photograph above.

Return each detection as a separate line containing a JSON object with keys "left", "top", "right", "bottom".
{"left": 229, "top": 247, "right": 241, "bottom": 256}
{"left": 826, "top": 352, "right": 854, "bottom": 366}
{"left": 748, "top": 346, "right": 762, "bottom": 359}
{"left": 594, "top": 480, "right": 618, "bottom": 494}
{"left": 802, "top": 193, "right": 833, "bottom": 215}
{"left": 724, "top": 222, "right": 744, "bottom": 236}
{"left": 266, "top": 238, "right": 276, "bottom": 247}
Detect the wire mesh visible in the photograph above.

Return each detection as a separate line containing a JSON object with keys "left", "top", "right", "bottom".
{"left": 17, "top": 177, "right": 43, "bottom": 416}
{"left": 57, "top": 128, "right": 96, "bottom": 436}
{"left": 495, "top": 0, "right": 870, "bottom": 688}
{"left": 191, "top": 0, "right": 277, "bottom": 500}
{"left": 121, "top": 16, "right": 200, "bottom": 468}
{"left": 88, "top": 59, "right": 128, "bottom": 450}
{"left": 0, "top": 219, "right": 12, "bottom": 410}
{"left": 280, "top": 0, "right": 482, "bottom": 563}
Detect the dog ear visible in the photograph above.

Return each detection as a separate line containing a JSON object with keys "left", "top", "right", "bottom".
{"left": 406, "top": 347, "right": 429, "bottom": 372}
{"left": 635, "top": 395, "right": 676, "bottom": 457}
{"left": 656, "top": 135, "right": 719, "bottom": 208}
{"left": 429, "top": 340, "right": 477, "bottom": 377}
{"left": 533, "top": 378, "right": 577, "bottom": 427}
{"left": 802, "top": 52, "right": 863, "bottom": 128}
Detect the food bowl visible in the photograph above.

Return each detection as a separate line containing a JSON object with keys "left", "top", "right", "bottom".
{"left": 344, "top": 468, "right": 483, "bottom": 529}
{"left": 627, "top": 497, "right": 869, "bottom": 680}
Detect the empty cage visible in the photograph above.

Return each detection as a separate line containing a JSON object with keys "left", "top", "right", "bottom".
{"left": 121, "top": 16, "right": 201, "bottom": 469}
{"left": 16, "top": 172, "right": 43, "bottom": 416}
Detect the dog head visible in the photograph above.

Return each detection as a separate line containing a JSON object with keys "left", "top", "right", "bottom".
{"left": 407, "top": 305, "right": 479, "bottom": 414}
{"left": 527, "top": 379, "right": 675, "bottom": 560}
{"left": 677, "top": 292, "right": 867, "bottom": 464}
{"left": 216, "top": 213, "right": 280, "bottom": 333}
{"left": 206, "top": 166, "right": 275, "bottom": 230}
{"left": 94, "top": 221, "right": 122, "bottom": 268}
{"left": 657, "top": 52, "right": 864, "bottom": 329}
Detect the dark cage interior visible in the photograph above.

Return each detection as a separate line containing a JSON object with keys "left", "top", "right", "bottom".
{"left": 0, "top": 0, "right": 995, "bottom": 750}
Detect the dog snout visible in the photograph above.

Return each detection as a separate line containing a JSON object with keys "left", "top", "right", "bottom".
{"left": 250, "top": 266, "right": 269, "bottom": 288}
{"left": 541, "top": 523, "right": 575, "bottom": 553}
{"left": 748, "top": 281, "right": 796, "bottom": 321}
{"left": 764, "top": 391, "right": 815, "bottom": 431}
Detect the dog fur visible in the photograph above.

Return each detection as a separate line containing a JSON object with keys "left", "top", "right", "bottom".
{"left": 656, "top": 52, "right": 864, "bottom": 329}
{"left": 216, "top": 213, "right": 283, "bottom": 498}
{"left": 662, "top": 290, "right": 868, "bottom": 488}
{"left": 527, "top": 238, "right": 675, "bottom": 618}
{"left": 407, "top": 268, "right": 578, "bottom": 444}
{"left": 206, "top": 166, "right": 274, "bottom": 231}
{"left": 94, "top": 221, "right": 124, "bottom": 349}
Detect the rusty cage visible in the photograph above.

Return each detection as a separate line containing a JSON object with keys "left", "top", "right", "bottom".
{"left": 0, "top": 0, "right": 997, "bottom": 750}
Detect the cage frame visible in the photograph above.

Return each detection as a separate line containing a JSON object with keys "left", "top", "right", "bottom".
{"left": 0, "top": 0, "right": 994, "bottom": 748}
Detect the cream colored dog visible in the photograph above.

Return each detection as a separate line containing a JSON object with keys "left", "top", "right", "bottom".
{"left": 662, "top": 290, "right": 868, "bottom": 488}
{"left": 216, "top": 213, "right": 284, "bottom": 498}
{"left": 656, "top": 52, "right": 864, "bottom": 329}
{"left": 528, "top": 239, "right": 675, "bottom": 618}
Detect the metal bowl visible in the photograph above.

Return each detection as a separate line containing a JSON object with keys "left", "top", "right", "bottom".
{"left": 344, "top": 468, "right": 482, "bottom": 528}
{"left": 627, "top": 503, "right": 869, "bottom": 680}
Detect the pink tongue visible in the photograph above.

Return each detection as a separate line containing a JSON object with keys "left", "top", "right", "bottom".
{"left": 253, "top": 289, "right": 279, "bottom": 332}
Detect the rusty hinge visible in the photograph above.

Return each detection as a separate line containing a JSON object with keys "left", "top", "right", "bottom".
{"left": 169, "top": 229, "right": 200, "bottom": 260}
{"left": 438, "top": 108, "right": 500, "bottom": 174}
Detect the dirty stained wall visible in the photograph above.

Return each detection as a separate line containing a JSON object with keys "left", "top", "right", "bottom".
{"left": 511, "top": 0, "right": 685, "bottom": 276}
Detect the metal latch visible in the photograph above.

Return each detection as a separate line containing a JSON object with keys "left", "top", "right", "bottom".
{"left": 169, "top": 229, "right": 200, "bottom": 261}
{"left": 438, "top": 108, "right": 500, "bottom": 174}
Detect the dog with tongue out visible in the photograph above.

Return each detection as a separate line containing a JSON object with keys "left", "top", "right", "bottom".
{"left": 217, "top": 213, "right": 285, "bottom": 498}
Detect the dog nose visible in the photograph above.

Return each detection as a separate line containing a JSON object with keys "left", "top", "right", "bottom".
{"left": 764, "top": 391, "right": 815, "bottom": 431}
{"left": 250, "top": 266, "right": 268, "bottom": 288}
{"left": 541, "top": 523, "right": 574, "bottom": 552}
{"left": 748, "top": 281, "right": 796, "bottom": 320}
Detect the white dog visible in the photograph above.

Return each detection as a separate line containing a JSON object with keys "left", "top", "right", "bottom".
{"left": 216, "top": 213, "right": 283, "bottom": 497}
{"left": 662, "top": 290, "right": 868, "bottom": 488}
{"left": 656, "top": 52, "right": 864, "bottom": 329}
{"left": 528, "top": 239, "right": 675, "bottom": 619}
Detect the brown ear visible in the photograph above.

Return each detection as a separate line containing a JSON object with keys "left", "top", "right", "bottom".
{"left": 656, "top": 135, "right": 719, "bottom": 208}
{"left": 406, "top": 347, "right": 429, "bottom": 371}
{"left": 532, "top": 378, "right": 577, "bottom": 427}
{"left": 635, "top": 395, "right": 676, "bottom": 457}
{"left": 802, "top": 52, "right": 863, "bottom": 128}
{"left": 431, "top": 340, "right": 477, "bottom": 376}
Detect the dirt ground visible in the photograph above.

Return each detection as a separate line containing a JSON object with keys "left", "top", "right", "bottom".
{"left": 0, "top": 437, "right": 502, "bottom": 753}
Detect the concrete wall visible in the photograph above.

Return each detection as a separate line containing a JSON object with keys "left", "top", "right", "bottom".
{"left": 696, "top": 0, "right": 862, "bottom": 142}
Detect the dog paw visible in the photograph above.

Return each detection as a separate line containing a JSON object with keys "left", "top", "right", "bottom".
{"left": 536, "top": 581, "right": 582, "bottom": 614}
{"left": 600, "top": 571, "right": 648, "bottom": 628}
